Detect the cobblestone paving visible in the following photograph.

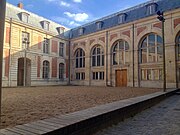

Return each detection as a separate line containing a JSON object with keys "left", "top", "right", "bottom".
{"left": 95, "top": 95, "right": 180, "bottom": 135}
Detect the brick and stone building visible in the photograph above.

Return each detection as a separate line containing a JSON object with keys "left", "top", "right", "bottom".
{"left": 3, "top": 3, "right": 69, "bottom": 87}
{"left": 2, "top": 0, "right": 180, "bottom": 88}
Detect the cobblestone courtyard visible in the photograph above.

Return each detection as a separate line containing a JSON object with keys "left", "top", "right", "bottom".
{"left": 1, "top": 86, "right": 160, "bottom": 129}
{"left": 95, "top": 94, "right": 180, "bottom": 135}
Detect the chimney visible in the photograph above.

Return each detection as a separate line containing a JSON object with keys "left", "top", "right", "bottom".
{"left": 17, "top": 2, "right": 23, "bottom": 9}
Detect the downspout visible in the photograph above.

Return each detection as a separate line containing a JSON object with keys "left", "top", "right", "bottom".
{"left": 8, "top": 18, "right": 12, "bottom": 87}
{"left": 106, "top": 31, "right": 109, "bottom": 86}
{"left": 132, "top": 24, "right": 135, "bottom": 87}
{"left": 68, "top": 31, "right": 71, "bottom": 85}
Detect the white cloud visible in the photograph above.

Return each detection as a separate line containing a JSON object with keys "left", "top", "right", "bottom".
{"left": 72, "top": 0, "right": 82, "bottom": 3}
{"left": 60, "top": 1, "right": 70, "bottom": 7}
{"left": 64, "top": 12, "right": 89, "bottom": 22}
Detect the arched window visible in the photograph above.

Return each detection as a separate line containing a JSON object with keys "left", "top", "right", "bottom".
{"left": 91, "top": 45, "right": 104, "bottom": 67}
{"left": 59, "top": 63, "right": 64, "bottom": 80}
{"left": 140, "top": 33, "right": 163, "bottom": 63}
{"left": 75, "top": 48, "right": 85, "bottom": 68}
{"left": 176, "top": 32, "right": 180, "bottom": 60}
{"left": 43, "top": 60, "right": 49, "bottom": 79}
{"left": 112, "top": 40, "right": 129, "bottom": 65}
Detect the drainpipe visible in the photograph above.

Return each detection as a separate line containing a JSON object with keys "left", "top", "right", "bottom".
{"left": 8, "top": 18, "right": 12, "bottom": 87}
{"left": 132, "top": 24, "right": 135, "bottom": 87}
{"left": 106, "top": 31, "right": 109, "bottom": 86}
{"left": 68, "top": 31, "right": 71, "bottom": 85}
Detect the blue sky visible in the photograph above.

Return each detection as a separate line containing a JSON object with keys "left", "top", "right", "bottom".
{"left": 7, "top": 0, "right": 150, "bottom": 28}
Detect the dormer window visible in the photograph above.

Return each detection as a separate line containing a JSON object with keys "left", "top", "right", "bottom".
{"left": 20, "top": 12, "right": 29, "bottom": 23}
{"left": 78, "top": 27, "right": 84, "bottom": 36}
{"left": 57, "top": 27, "right": 65, "bottom": 35}
{"left": 147, "top": 3, "right": 157, "bottom": 15}
{"left": 96, "top": 21, "right": 103, "bottom": 30}
{"left": 41, "top": 21, "right": 50, "bottom": 31}
{"left": 118, "top": 13, "right": 127, "bottom": 24}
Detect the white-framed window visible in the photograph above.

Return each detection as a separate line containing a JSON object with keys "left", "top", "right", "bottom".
{"left": 146, "top": 3, "right": 157, "bottom": 15}
{"left": 41, "top": 21, "right": 50, "bottom": 31}
{"left": 140, "top": 33, "right": 163, "bottom": 63}
{"left": 92, "top": 72, "right": 104, "bottom": 80}
{"left": 59, "top": 63, "right": 64, "bottom": 80}
{"left": 141, "top": 69, "right": 163, "bottom": 81}
{"left": 22, "top": 32, "right": 30, "bottom": 49}
{"left": 20, "top": 12, "right": 29, "bottom": 23}
{"left": 96, "top": 21, "right": 103, "bottom": 30}
{"left": 75, "top": 48, "right": 85, "bottom": 68}
{"left": 57, "top": 27, "right": 65, "bottom": 34}
{"left": 76, "top": 72, "right": 85, "bottom": 80}
{"left": 118, "top": 13, "right": 126, "bottom": 24}
{"left": 43, "top": 38, "right": 50, "bottom": 54}
{"left": 91, "top": 45, "right": 104, "bottom": 67}
{"left": 112, "top": 40, "right": 129, "bottom": 65}
{"left": 59, "top": 42, "right": 64, "bottom": 57}
{"left": 78, "top": 27, "right": 84, "bottom": 36}
{"left": 43, "top": 60, "right": 49, "bottom": 79}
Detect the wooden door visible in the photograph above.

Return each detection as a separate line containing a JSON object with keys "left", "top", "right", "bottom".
{"left": 116, "top": 69, "right": 127, "bottom": 87}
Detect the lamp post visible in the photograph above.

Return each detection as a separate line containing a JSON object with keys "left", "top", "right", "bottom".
{"left": 157, "top": 11, "right": 166, "bottom": 92}
{"left": 0, "top": 0, "right": 6, "bottom": 128}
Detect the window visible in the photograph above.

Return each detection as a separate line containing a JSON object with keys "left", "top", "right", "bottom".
{"left": 75, "top": 48, "right": 85, "bottom": 68}
{"left": 59, "top": 63, "right": 64, "bottom": 80}
{"left": 76, "top": 72, "right": 85, "bottom": 80}
{"left": 59, "top": 42, "right": 64, "bottom": 57}
{"left": 57, "top": 27, "right": 65, "bottom": 34}
{"left": 43, "top": 38, "right": 50, "bottom": 54}
{"left": 140, "top": 33, "right": 162, "bottom": 63}
{"left": 22, "top": 32, "right": 30, "bottom": 49}
{"left": 96, "top": 21, "right": 103, "bottom": 30}
{"left": 78, "top": 27, "right": 84, "bottom": 36}
{"left": 41, "top": 21, "right": 50, "bottom": 31}
{"left": 118, "top": 13, "right": 126, "bottom": 24}
{"left": 147, "top": 3, "right": 157, "bottom": 15}
{"left": 20, "top": 12, "right": 29, "bottom": 23}
{"left": 92, "top": 72, "right": 104, "bottom": 80}
{"left": 141, "top": 69, "right": 163, "bottom": 81}
{"left": 176, "top": 32, "right": 180, "bottom": 60}
{"left": 91, "top": 45, "right": 104, "bottom": 67}
{"left": 112, "top": 40, "right": 129, "bottom": 65}
{"left": 43, "top": 61, "right": 49, "bottom": 79}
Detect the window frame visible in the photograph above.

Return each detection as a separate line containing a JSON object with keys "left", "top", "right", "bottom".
{"left": 75, "top": 48, "right": 85, "bottom": 68}
{"left": 59, "top": 63, "right": 64, "bottom": 80}
{"left": 42, "top": 60, "right": 50, "bottom": 79}
{"left": 43, "top": 38, "right": 50, "bottom": 54}
{"left": 22, "top": 31, "right": 30, "bottom": 49}
{"left": 91, "top": 45, "right": 104, "bottom": 67}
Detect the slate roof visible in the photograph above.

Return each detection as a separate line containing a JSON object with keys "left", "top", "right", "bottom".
{"left": 6, "top": 3, "right": 69, "bottom": 37}
{"left": 70, "top": 0, "right": 180, "bottom": 39}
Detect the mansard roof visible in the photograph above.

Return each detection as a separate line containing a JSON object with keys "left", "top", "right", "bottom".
{"left": 70, "top": 0, "right": 180, "bottom": 39}
{"left": 6, "top": 3, "right": 69, "bottom": 37}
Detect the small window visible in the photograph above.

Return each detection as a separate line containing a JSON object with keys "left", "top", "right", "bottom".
{"left": 92, "top": 72, "right": 104, "bottom": 80}
{"left": 41, "top": 21, "right": 50, "bottom": 31}
{"left": 96, "top": 21, "right": 103, "bottom": 30}
{"left": 20, "top": 12, "right": 29, "bottom": 23}
{"left": 78, "top": 27, "right": 84, "bottom": 36}
{"left": 43, "top": 38, "right": 50, "bottom": 54}
{"left": 147, "top": 3, "right": 157, "bottom": 15}
{"left": 22, "top": 32, "right": 30, "bottom": 49}
{"left": 76, "top": 72, "right": 85, "bottom": 80}
{"left": 59, "top": 42, "right": 64, "bottom": 57}
{"left": 57, "top": 27, "right": 65, "bottom": 35}
{"left": 118, "top": 13, "right": 126, "bottom": 24}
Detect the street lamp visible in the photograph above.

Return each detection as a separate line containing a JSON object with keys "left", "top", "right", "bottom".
{"left": 157, "top": 11, "right": 166, "bottom": 92}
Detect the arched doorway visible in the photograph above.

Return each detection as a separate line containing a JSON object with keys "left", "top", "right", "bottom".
{"left": 17, "top": 58, "right": 31, "bottom": 86}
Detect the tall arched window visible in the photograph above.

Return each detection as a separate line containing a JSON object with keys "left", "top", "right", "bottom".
{"left": 91, "top": 45, "right": 104, "bottom": 67}
{"left": 112, "top": 40, "right": 129, "bottom": 65}
{"left": 139, "top": 33, "right": 163, "bottom": 81}
{"left": 75, "top": 48, "right": 85, "bottom": 68}
{"left": 43, "top": 60, "right": 49, "bottom": 79}
{"left": 59, "top": 63, "right": 64, "bottom": 80}
{"left": 176, "top": 32, "right": 180, "bottom": 60}
{"left": 140, "top": 33, "right": 163, "bottom": 63}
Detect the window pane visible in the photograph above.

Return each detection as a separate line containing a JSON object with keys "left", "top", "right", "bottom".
{"left": 148, "top": 34, "right": 155, "bottom": 47}
{"left": 141, "top": 38, "right": 147, "bottom": 48}
{"left": 157, "top": 46, "right": 163, "bottom": 62}
{"left": 96, "top": 72, "right": 98, "bottom": 80}
{"left": 102, "top": 55, "right": 104, "bottom": 66}
{"left": 113, "top": 53, "right": 118, "bottom": 65}
{"left": 141, "top": 49, "right": 147, "bottom": 63}
{"left": 80, "top": 58, "right": 83, "bottom": 67}
{"left": 147, "top": 69, "right": 151, "bottom": 80}
{"left": 92, "top": 56, "right": 96, "bottom": 66}
{"left": 97, "top": 55, "right": 100, "bottom": 66}
{"left": 148, "top": 47, "right": 156, "bottom": 62}
{"left": 76, "top": 58, "right": 78, "bottom": 68}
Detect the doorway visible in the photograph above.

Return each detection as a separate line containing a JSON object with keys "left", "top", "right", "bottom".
{"left": 17, "top": 57, "right": 31, "bottom": 86}
{"left": 116, "top": 69, "right": 127, "bottom": 87}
